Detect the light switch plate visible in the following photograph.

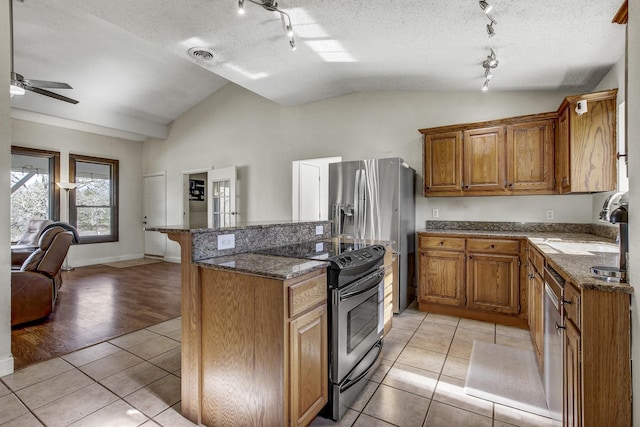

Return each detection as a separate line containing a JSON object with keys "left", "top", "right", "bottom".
{"left": 545, "top": 209, "right": 555, "bottom": 221}
{"left": 315, "top": 225, "right": 323, "bottom": 235}
{"left": 432, "top": 209, "right": 439, "bottom": 218}
{"left": 218, "top": 234, "right": 235, "bottom": 250}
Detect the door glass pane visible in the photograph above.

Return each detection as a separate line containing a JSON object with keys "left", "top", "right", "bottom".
{"left": 76, "top": 162, "right": 112, "bottom": 236}
{"left": 211, "top": 179, "right": 231, "bottom": 229}
{"left": 347, "top": 292, "right": 379, "bottom": 353}
{"left": 10, "top": 154, "right": 52, "bottom": 241}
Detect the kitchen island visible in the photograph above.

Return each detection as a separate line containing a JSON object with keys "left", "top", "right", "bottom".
{"left": 148, "top": 221, "right": 332, "bottom": 427}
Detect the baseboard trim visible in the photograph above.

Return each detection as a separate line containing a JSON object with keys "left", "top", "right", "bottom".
{"left": 0, "top": 354, "right": 15, "bottom": 376}
{"left": 164, "top": 256, "right": 181, "bottom": 264}
{"left": 72, "top": 253, "right": 146, "bottom": 268}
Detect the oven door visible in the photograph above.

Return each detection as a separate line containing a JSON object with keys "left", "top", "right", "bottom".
{"left": 332, "top": 268, "right": 384, "bottom": 383}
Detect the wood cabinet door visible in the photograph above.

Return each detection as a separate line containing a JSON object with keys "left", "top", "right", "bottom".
{"left": 564, "top": 319, "right": 581, "bottom": 427}
{"left": 289, "top": 304, "right": 328, "bottom": 427}
{"left": 507, "top": 120, "right": 555, "bottom": 192}
{"left": 466, "top": 253, "right": 519, "bottom": 314}
{"left": 463, "top": 126, "right": 506, "bottom": 193}
{"left": 569, "top": 97, "right": 617, "bottom": 193}
{"left": 424, "top": 131, "right": 463, "bottom": 194}
{"left": 556, "top": 106, "right": 571, "bottom": 193}
{"left": 531, "top": 271, "right": 544, "bottom": 367}
{"left": 419, "top": 250, "right": 465, "bottom": 306}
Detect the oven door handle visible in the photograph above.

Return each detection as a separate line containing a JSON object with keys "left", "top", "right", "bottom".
{"left": 340, "top": 339, "right": 383, "bottom": 392}
{"left": 340, "top": 271, "right": 384, "bottom": 301}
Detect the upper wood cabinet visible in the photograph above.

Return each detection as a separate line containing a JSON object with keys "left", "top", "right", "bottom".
{"left": 556, "top": 89, "right": 618, "bottom": 193}
{"left": 421, "top": 89, "right": 618, "bottom": 197}
{"left": 421, "top": 112, "right": 557, "bottom": 197}
{"left": 463, "top": 126, "right": 506, "bottom": 192}
{"left": 423, "top": 131, "right": 462, "bottom": 194}
{"left": 507, "top": 119, "right": 555, "bottom": 192}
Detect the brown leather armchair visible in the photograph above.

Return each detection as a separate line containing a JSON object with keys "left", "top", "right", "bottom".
{"left": 11, "top": 226, "right": 74, "bottom": 326}
{"left": 11, "top": 219, "right": 53, "bottom": 269}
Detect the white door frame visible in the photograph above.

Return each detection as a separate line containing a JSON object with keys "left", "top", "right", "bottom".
{"left": 143, "top": 171, "right": 167, "bottom": 257}
{"left": 182, "top": 167, "right": 212, "bottom": 228}
{"left": 292, "top": 156, "right": 342, "bottom": 221}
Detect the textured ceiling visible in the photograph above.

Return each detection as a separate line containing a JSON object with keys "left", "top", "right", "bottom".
{"left": 8, "top": 0, "right": 626, "bottom": 140}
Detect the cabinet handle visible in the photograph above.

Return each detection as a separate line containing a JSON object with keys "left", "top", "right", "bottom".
{"left": 468, "top": 255, "right": 473, "bottom": 259}
{"left": 439, "top": 241, "right": 444, "bottom": 246}
{"left": 508, "top": 183, "right": 513, "bottom": 187}
{"left": 528, "top": 274, "right": 534, "bottom": 279}
{"left": 425, "top": 186, "right": 430, "bottom": 191}
{"left": 490, "top": 244, "right": 495, "bottom": 249}
{"left": 465, "top": 185, "right": 469, "bottom": 189}
{"left": 562, "top": 299, "right": 572, "bottom": 305}
{"left": 555, "top": 322, "right": 566, "bottom": 330}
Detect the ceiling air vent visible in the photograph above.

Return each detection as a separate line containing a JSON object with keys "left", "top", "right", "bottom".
{"left": 188, "top": 47, "right": 215, "bottom": 62}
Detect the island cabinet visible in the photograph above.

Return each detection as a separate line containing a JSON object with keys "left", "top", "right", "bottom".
{"left": 526, "top": 243, "right": 545, "bottom": 370}
{"left": 421, "top": 113, "right": 556, "bottom": 197}
{"left": 561, "top": 280, "right": 631, "bottom": 427}
{"left": 417, "top": 233, "right": 526, "bottom": 327}
{"left": 383, "top": 246, "right": 395, "bottom": 335}
{"left": 199, "top": 267, "right": 328, "bottom": 427}
{"left": 556, "top": 89, "right": 618, "bottom": 194}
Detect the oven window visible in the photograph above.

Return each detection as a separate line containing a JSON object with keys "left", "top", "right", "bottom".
{"left": 347, "top": 292, "right": 379, "bottom": 353}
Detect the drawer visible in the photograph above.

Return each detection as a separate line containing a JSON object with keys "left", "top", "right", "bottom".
{"left": 467, "top": 238, "right": 520, "bottom": 254}
{"left": 419, "top": 235, "right": 465, "bottom": 251}
{"left": 563, "top": 282, "right": 581, "bottom": 328}
{"left": 528, "top": 245, "right": 545, "bottom": 273}
{"left": 288, "top": 274, "right": 327, "bottom": 318}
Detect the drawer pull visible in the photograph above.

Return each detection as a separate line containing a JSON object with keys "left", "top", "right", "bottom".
{"left": 562, "top": 299, "right": 572, "bottom": 305}
{"left": 555, "top": 322, "right": 565, "bottom": 330}
{"left": 490, "top": 244, "right": 495, "bottom": 248}
{"left": 439, "top": 241, "right": 444, "bottom": 246}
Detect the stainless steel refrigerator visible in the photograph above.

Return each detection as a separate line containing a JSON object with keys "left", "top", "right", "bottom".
{"left": 329, "top": 157, "right": 415, "bottom": 313}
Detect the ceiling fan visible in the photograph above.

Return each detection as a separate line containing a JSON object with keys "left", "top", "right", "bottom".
{"left": 9, "top": 0, "right": 78, "bottom": 104}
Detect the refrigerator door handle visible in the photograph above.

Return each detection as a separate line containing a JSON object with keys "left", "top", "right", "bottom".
{"left": 353, "top": 170, "right": 360, "bottom": 237}
{"left": 359, "top": 168, "right": 367, "bottom": 239}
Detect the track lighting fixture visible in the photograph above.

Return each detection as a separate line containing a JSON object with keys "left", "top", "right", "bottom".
{"left": 479, "top": 0, "right": 497, "bottom": 37}
{"left": 237, "top": 0, "right": 297, "bottom": 51}
{"left": 481, "top": 49, "right": 499, "bottom": 91}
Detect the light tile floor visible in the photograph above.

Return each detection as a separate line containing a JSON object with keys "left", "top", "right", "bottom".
{"left": 1, "top": 307, "right": 561, "bottom": 426}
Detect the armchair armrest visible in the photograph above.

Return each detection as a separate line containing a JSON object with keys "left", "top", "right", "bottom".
{"left": 11, "top": 271, "right": 55, "bottom": 326}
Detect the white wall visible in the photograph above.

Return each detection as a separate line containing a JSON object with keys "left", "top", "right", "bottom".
{"left": 0, "top": 0, "right": 14, "bottom": 376}
{"left": 11, "top": 119, "right": 145, "bottom": 266}
{"left": 143, "top": 85, "right": 601, "bottom": 260}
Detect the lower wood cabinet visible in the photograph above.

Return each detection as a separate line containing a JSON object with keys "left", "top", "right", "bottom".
{"left": 527, "top": 244, "right": 544, "bottom": 369}
{"left": 419, "top": 249, "right": 465, "bottom": 306}
{"left": 466, "top": 252, "right": 519, "bottom": 314}
{"left": 417, "top": 233, "right": 524, "bottom": 326}
{"left": 199, "top": 267, "right": 328, "bottom": 427}
{"left": 563, "top": 318, "right": 581, "bottom": 427}
{"left": 290, "top": 304, "right": 328, "bottom": 427}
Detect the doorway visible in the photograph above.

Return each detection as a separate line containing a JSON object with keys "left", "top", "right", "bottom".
{"left": 292, "top": 157, "right": 341, "bottom": 221}
{"left": 182, "top": 166, "right": 237, "bottom": 229}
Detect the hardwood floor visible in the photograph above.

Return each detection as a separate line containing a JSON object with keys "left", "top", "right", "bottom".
{"left": 11, "top": 261, "right": 181, "bottom": 370}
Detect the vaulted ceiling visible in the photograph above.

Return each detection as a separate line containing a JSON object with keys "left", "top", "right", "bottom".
{"left": 8, "top": 0, "right": 626, "bottom": 141}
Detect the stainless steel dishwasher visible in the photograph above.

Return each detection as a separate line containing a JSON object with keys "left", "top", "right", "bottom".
{"left": 543, "top": 266, "right": 564, "bottom": 421}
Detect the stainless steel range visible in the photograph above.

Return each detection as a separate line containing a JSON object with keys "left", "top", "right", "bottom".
{"left": 257, "top": 240, "right": 386, "bottom": 420}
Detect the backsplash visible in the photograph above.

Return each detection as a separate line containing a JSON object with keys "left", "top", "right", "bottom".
{"left": 191, "top": 221, "right": 331, "bottom": 261}
{"left": 425, "top": 221, "right": 618, "bottom": 241}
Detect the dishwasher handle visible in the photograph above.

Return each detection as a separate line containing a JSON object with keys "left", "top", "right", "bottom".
{"left": 544, "top": 282, "right": 560, "bottom": 311}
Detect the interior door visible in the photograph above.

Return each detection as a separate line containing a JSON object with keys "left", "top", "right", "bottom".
{"left": 143, "top": 173, "right": 166, "bottom": 257}
{"left": 208, "top": 166, "right": 237, "bottom": 228}
{"left": 299, "top": 162, "right": 321, "bottom": 221}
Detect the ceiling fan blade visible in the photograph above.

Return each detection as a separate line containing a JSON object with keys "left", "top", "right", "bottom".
{"left": 25, "top": 86, "right": 79, "bottom": 104}
{"left": 23, "top": 79, "right": 73, "bottom": 89}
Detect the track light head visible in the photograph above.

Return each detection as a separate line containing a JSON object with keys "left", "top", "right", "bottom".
{"left": 238, "top": 0, "right": 245, "bottom": 14}
{"left": 286, "top": 24, "right": 294, "bottom": 37}
{"left": 479, "top": 1, "right": 493, "bottom": 14}
{"left": 486, "top": 22, "right": 495, "bottom": 37}
{"left": 289, "top": 37, "right": 297, "bottom": 51}
{"left": 482, "top": 80, "right": 489, "bottom": 91}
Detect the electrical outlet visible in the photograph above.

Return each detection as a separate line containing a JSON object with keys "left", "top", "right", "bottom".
{"left": 545, "top": 209, "right": 555, "bottom": 221}
{"left": 432, "top": 209, "right": 439, "bottom": 218}
{"left": 315, "top": 225, "right": 323, "bottom": 235}
{"left": 218, "top": 234, "right": 235, "bottom": 250}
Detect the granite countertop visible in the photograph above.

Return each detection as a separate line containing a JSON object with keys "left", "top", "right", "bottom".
{"left": 418, "top": 229, "right": 632, "bottom": 294}
{"left": 194, "top": 253, "right": 329, "bottom": 280}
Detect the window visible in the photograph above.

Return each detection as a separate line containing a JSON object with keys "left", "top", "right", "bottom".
{"left": 10, "top": 146, "right": 60, "bottom": 242}
{"left": 69, "top": 154, "right": 119, "bottom": 243}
